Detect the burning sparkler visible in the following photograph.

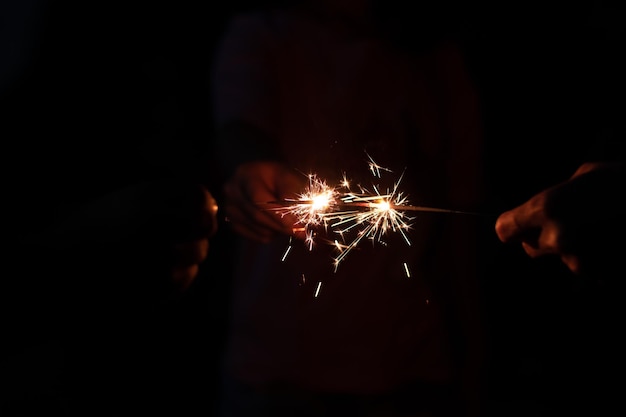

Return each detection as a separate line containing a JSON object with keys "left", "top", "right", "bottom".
{"left": 265, "top": 155, "right": 410, "bottom": 270}
{"left": 265, "top": 154, "right": 483, "bottom": 272}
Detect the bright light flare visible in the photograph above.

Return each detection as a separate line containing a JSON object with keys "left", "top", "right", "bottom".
{"left": 268, "top": 156, "right": 417, "bottom": 271}
{"left": 276, "top": 174, "right": 341, "bottom": 232}
{"left": 328, "top": 175, "right": 414, "bottom": 271}
{"left": 372, "top": 200, "right": 391, "bottom": 211}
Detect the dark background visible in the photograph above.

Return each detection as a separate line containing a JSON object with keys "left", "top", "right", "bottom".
{"left": 1, "top": 1, "right": 245, "bottom": 415}
{"left": 1, "top": 0, "right": 624, "bottom": 415}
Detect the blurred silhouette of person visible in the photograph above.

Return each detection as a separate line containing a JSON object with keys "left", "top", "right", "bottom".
{"left": 1, "top": 0, "right": 228, "bottom": 415}
{"left": 211, "top": 1, "right": 487, "bottom": 416}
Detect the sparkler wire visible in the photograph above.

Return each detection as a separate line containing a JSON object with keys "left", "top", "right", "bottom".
{"left": 256, "top": 157, "right": 493, "bottom": 271}
{"left": 264, "top": 200, "right": 488, "bottom": 216}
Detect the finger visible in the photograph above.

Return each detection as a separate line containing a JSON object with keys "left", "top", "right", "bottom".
{"left": 224, "top": 182, "right": 292, "bottom": 237}
{"left": 495, "top": 193, "right": 548, "bottom": 243}
{"left": 560, "top": 254, "right": 582, "bottom": 275}
{"left": 182, "top": 184, "right": 220, "bottom": 238}
{"left": 495, "top": 209, "right": 539, "bottom": 243}
{"left": 261, "top": 205, "right": 300, "bottom": 234}
{"left": 171, "top": 264, "right": 200, "bottom": 292}
{"left": 171, "top": 238, "right": 209, "bottom": 267}
{"left": 494, "top": 210, "right": 520, "bottom": 243}
{"left": 519, "top": 221, "right": 561, "bottom": 257}
{"left": 242, "top": 189, "right": 295, "bottom": 235}
{"left": 570, "top": 162, "right": 603, "bottom": 179}
{"left": 223, "top": 202, "right": 277, "bottom": 242}
{"left": 203, "top": 188, "right": 220, "bottom": 237}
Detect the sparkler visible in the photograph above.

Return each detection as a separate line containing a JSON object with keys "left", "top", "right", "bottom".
{"left": 264, "top": 154, "right": 482, "bottom": 272}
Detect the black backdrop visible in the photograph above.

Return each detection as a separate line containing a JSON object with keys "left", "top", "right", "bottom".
{"left": 2, "top": 1, "right": 624, "bottom": 415}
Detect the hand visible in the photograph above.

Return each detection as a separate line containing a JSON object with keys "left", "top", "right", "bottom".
{"left": 157, "top": 182, "right": 219, "bottom": 291}
{"left": 495, "top": 162, "right": 625, "bottom": 276}
{"left": 222, "top": 161, "right": 304, "bottom": 243}
{"left": 36, "top": 180, "right": 219, "bottom": 295}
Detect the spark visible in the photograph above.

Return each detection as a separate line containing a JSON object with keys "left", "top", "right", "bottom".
{"left": 304, "top": 229, "right": 316, "bottom": 251}
{"left": 278, "top": 173, "right": 339, "bottom": 231}
{"left": 403, "top": 262, "right": 411, "bottom": 277}
{"left": 265, "top": 152, "right": 483, "bottom": 272}
{"left": 340, "top": 172, "right": 351, "bottom": 189}
{"left": 366, "top": 153, "right": 393, "bottom": 178}
{"left": 281, "top": 237, "right": 293, "bottom": 262}
{"left": 314, "top": 281, "right": 322, "bottom": 298}
{"left": 267, "top": 154, "right": 417, "bottom": 271}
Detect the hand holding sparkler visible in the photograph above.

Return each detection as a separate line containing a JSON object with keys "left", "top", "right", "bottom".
{"left": 495, "top": 161, "right": 626, "bottom": 277}
{"left": 35, "top": 180, "right": 219, "bottom": 297}
{"left": 222, "top": 161, "right": 307, "bottom": 243}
